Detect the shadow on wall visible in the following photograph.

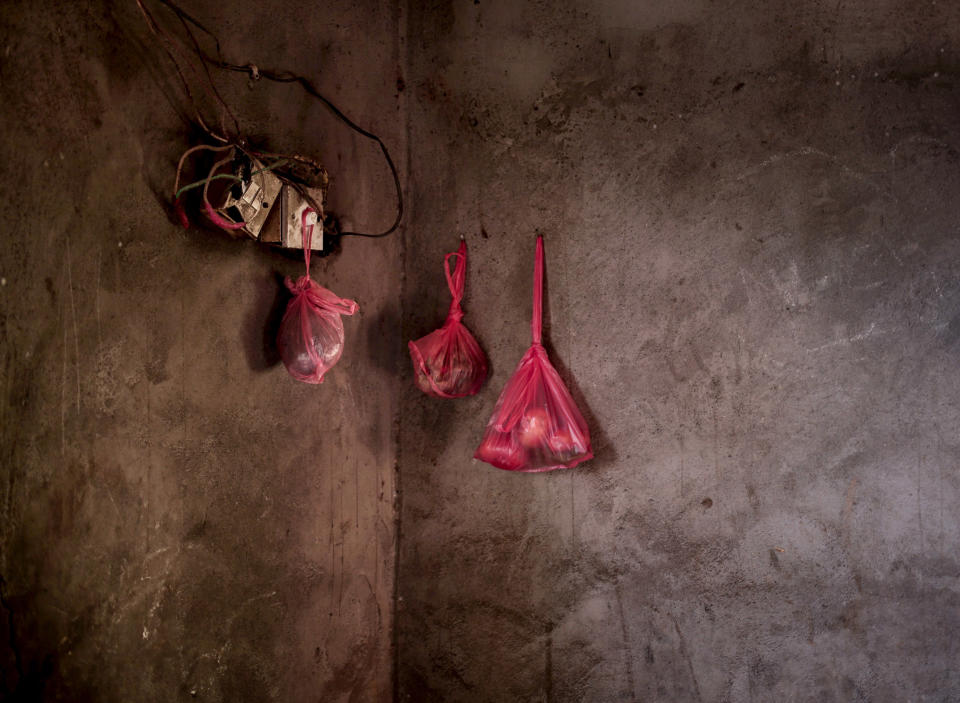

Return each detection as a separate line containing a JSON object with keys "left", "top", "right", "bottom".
{"left": 545, "top": 343, "right": 616, "bottom": 468}
{"left": 366, "top": 301, "right": 402, "bottom": 377}
{"left": 242, "top": 271, "right": 291, "bottom": 371}
{"left": 0, "top": 582, "right": 73, "bottom": 703}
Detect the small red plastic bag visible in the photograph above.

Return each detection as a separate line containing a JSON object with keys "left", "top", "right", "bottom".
{"left": 409, "top": 239, "right": 488, "bottom": 397}
{"left": 474, "top": 236, "right": 593, "bottom": 472}
{"left": 278, "top": 210, "right": 358, "bottom": 384}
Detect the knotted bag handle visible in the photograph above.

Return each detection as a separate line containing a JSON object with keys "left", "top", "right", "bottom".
{"left": 287, "top": 207, "right": 358, "bottom": 315}
{"left": 443, "top": 238, "right": 467, "bottom": 324}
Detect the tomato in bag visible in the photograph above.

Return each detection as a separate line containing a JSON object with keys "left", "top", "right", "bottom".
{"left": 277, "top": 210, "right": 358, "bottom": 384}
{"left": 474, "top": 236, "right": 593, "bottom": 472}
{"left": 409, "top": 239, "right": 488, "bottom": 398}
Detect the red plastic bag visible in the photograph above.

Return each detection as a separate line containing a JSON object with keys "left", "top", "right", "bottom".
{"left": 474, "top": 236, "right": 593, "bottom": 472}
{"left": 409, "top": 239, "right": 488, "bottom": 397}
{"left": 277, "top": 210, "right": 358, "bottom": 384}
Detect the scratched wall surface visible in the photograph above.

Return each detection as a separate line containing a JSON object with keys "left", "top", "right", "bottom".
{"left": 0, "top": 0, "right": 401, "bottom": 700}
{"left": 397, "top": 1, "right": 960, "bottom": 701}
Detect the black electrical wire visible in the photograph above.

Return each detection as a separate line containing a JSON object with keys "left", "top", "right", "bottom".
{"left": 169, "top": 9, "right": 240, "bottom": 136}
{"left": 135, "top": 0, "right": 230, "bottom": 142}
{"left": 152, "top": 0, "right": 403, "bottom": 239}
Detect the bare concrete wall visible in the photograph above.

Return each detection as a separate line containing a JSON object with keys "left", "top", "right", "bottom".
{"left": 5, "top": 1, "right": 960, "bottom": 701}
{"left": 398, "top": 1, "right": 960, "bottom": 701}
{"left": 0, "top": 1, "right": 402, "bottom": 700}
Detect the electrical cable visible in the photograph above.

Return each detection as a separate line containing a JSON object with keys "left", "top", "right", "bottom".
{"left": 202, "top": 154, "right": 247, "bottom": 231}
{"left": 173, "top": 143, "right": 233, "bottom": 193}
{"left": 205, "top": 63, "right": 403, "bottom": 238}
{"left": 135, "top": 0, "right": 229, "bottom": 143}
{"left": 170, "top": 11, "right": 240, "bottom": 136}
{"left": 147, "top": 0, "right": 403, "bottom": 239}
{"left": 175, "top": 159, "right": 288, "bottom": 199}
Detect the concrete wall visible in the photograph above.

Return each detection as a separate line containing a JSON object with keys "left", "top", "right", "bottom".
{"left": 0, "top": 1, "right": 401, "bottom": 700}
{"left": 5, "top": 1, "right": 960, "bottom": 701}
{"left": 398, "top": 1, "right": 960, "bottom": 701}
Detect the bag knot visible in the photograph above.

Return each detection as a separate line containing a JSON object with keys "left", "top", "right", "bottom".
{"left": 286, "top": 275, "right": 313, "bottom": 294}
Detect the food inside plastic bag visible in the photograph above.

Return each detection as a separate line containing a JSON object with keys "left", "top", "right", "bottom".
{"left": 277, "top": 210, "right": 357, "bottom": 384}
{"left": 474, "top": 236, "right": 592, "bottom": 471}
{"left": 409, "top": 239, "right": 488, "bottom": 397}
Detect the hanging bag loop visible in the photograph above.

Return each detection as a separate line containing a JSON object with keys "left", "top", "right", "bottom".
{"left": 302, "top": 208, "right": 312, "bottom": 278}
{"left": 531, "top": 235, "right": 543, "bottom": 345}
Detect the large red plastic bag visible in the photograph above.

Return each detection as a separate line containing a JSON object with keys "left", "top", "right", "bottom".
{"left": 474, "top": 236, "right": 593, "bottom": 472}
{"left": 278, "top": 210, "right": 357, "bottom": 384}
{"left": 409, "top": 239, "right": 488, "bottom": 397}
